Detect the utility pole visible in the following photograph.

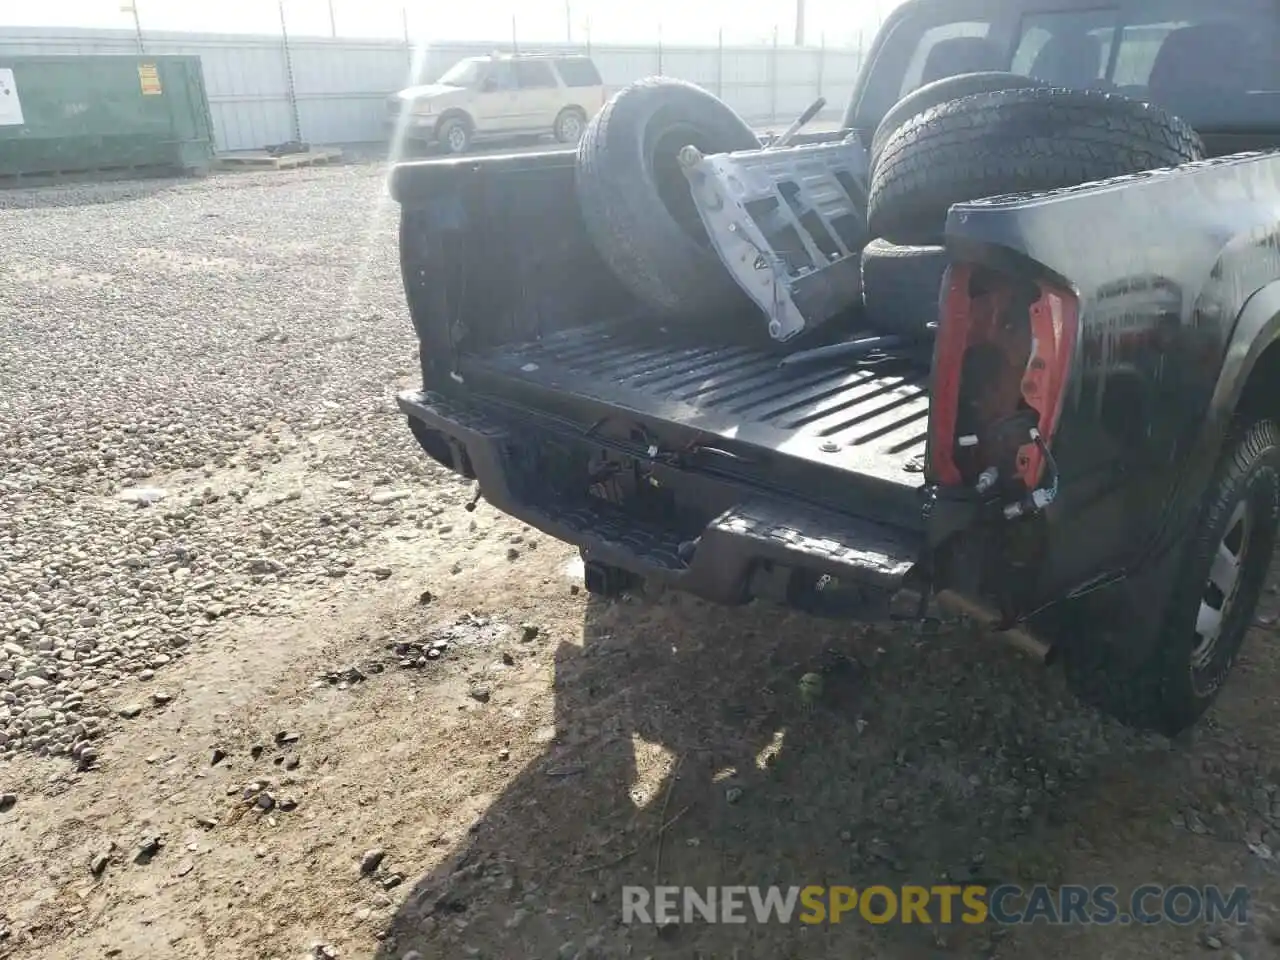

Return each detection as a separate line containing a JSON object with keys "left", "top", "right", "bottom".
{"left": 795, "top": 0, "right": 805, "bottom": 46}
{"left": 328, "top": 0, "right": 337, "bottom": 38}
{"left": 565, "top": 1, "right": 572, "bottom": 43}
{"left": 512, "top": 15, "right": 519, "bottom": 54}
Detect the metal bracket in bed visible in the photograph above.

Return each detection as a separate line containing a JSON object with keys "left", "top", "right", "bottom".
{"left": 678, "top": 135, "right": 872, "bottom": 342}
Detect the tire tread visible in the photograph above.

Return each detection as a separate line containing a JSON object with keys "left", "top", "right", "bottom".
{"left": 575, "top": 78, "right": 759, "bottom": 316}
{"left": 867, "top": 87, "right": 1204, "bottom": 244}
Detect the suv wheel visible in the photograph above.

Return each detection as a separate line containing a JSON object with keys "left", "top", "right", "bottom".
{"left": 438, "top": 117, "right": 471, "bottom": 155}
{"left": 554, "top": 107, "right": 587, "bottom": 144}
{"left": 1064, "top": 419, "right": 1280, "bottom": 735}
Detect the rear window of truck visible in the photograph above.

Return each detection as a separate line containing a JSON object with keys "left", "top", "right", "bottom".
{"left": 862, "top": 0, "right": 1278, "bottom": 133}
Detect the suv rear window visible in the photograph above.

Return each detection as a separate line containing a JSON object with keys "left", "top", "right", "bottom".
{"left": 554, "top": 58, "right": 603, "bottom": 87}
{"left": 514, "top": 61, "right": 557, "bottom": 89}
{"left": 857, "top": 0, "right": 1280, "bottom": 133}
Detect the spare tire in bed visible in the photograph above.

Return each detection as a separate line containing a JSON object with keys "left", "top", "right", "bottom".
{"left": 860, "top": 239, "right": 948, "bottom": 339}
{"left": 575, "top": 78, "right": 762, "bottom": 318}
{"left": 868, "top": 71, "right": 1048, "bottom": 172}
{"left": 867, "top": 86, "right": 1205, "bottom": 246}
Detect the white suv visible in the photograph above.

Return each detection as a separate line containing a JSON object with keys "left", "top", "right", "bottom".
{"left": 388, "top": 54, "right": 607, "bottom": 154}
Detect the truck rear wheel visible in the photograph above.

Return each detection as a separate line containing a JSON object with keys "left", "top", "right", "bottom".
{"left": 867, "top": 86, "right": 1204, "bottom": 245}
{"left": 574, "top": 78, "right": 761, "bottom": 318}
{"left": 1064, "top": 419, "right": 1280, "bottom": 735}
{"left": 868, "top": 71, "right": 1047, "bottom": 172}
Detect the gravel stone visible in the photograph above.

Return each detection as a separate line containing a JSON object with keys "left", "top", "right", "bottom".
{"left": 134, "top": 836, "right": 163, "bottom": 865}
{"left": 360, "top": 848, "right": 386, "bottom": 875}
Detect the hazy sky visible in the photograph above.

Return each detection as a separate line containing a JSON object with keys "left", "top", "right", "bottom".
{"left": 2, "top": 0, "right": 906, "bottom": 47}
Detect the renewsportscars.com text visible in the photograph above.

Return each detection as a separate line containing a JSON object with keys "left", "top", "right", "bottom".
{"left": 621, "top": 884, "right": 1250, "bottom": 926}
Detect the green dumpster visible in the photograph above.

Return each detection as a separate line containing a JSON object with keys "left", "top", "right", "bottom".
{"left": 0, "top": 54, "right": 215, "bottom": 180}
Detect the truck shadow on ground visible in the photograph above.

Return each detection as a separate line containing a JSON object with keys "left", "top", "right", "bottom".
{"left": 373, "top": 587, "right": 1262, "bottom": 960}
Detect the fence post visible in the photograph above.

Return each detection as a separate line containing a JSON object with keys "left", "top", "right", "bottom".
{"left": 657, "top": 23, "right": 663, "bottom": 74}
{"left": 277, "top": 0, "right": 302, "bottom": 143}
{"left": 770, "top": 25, "right": 779, "bottom": 124}
{"left": 402, "top": 7, "right": 411, "bottom": 70}
{"left": 716, "top": 28, "right": 724, "bottom": 97}
{"left": 816, "top": 32, "right": 825, "bottom": 101}
{"left": 512, "top": 15, "right": 519, "bottom": 54}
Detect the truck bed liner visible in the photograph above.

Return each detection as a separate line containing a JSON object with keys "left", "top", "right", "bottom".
{"left": 462, "top": 323, "right": 931, "bottom": 489}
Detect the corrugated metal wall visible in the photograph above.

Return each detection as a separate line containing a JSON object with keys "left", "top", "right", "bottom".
{"left": 0, "top": 27, "right": 863, "bottom": 152}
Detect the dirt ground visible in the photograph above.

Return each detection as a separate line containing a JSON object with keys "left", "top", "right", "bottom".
{"left": 3, "top": 162, "right": 1280, "bottom": 960}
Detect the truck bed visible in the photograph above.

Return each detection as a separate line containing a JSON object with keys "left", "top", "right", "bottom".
{"left": 460, "top": 322, "right": 931, "bottom": 490}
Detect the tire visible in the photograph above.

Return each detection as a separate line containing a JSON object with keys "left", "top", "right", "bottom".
{"left": 1064, "top": 419, "right": 1280, "bottom": 735}
{"left": 859, "top": 239, "right": 947, "bottom": 339}
{"left": 554, "top": 107, "right": 587, "bottom": 144}
{"left": 437, "top": 116, "right": 472, "bottom": 155}
{"left": 869, "top": 72, "right": 1047, "bottom": 172}
{"left": 867, "top": 86, "right": 1204, "bottom": 245}
{"left": 575, "top": 77, "right": 761, "bottom": 318}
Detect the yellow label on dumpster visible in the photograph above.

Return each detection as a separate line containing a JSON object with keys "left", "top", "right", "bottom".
{"left": 138, "top": 63, "right": 162, "bottom": 96}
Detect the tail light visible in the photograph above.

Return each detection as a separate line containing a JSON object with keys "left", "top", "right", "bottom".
{"left": 928, "top": 263, "right": 1079, "bottom": 500}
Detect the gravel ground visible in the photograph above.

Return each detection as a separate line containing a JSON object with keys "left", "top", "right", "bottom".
{"left": 0, "top": 162, "right": 1279, "bottom": 960}
{"left": 0, "top": 165, "right": 427, "bottom": 762}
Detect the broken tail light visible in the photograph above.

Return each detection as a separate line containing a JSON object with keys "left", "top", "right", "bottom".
{"left": 928, "top": 263, "right": 1079, "bottom": 502}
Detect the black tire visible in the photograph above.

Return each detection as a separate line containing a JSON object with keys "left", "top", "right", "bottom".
{"left": 437, "top": 115, "right": 472, "bottom": 155}
{"left": 575, "top": 77, "right": 761, "bottom": 317}
{"left": 867, "top": 86, "right": 1204, "bottom": 245}
{"left": 869, "top": 71, "right": 1047, "bottom": 172}
{"left": 1064, "top": 419, "right": 1280, "bottom": 735}
{"left": 554, "top": 106, "right": 588, "bottom": 144}
{"left": 859, "top": 239, "right": 947, "bottom": 339}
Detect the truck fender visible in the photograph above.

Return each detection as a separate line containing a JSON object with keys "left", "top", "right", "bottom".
{"left": 1082, "top": 280, "right": 1280, "bottom": 667}
{"left": 1137, "top": 279, "right": 1280, "bottom": 579}
{"left": 1193, "top": 278, "right": 1280, "bottom": 465}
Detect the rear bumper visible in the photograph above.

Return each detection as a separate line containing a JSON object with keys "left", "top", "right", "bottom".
{"left": 398, "top": 388, "right": 924, "bottom": 611}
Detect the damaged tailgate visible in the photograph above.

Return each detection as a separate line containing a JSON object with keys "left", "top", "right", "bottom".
{"left": 399, "top": 389, "right": 923, "bottom": 612}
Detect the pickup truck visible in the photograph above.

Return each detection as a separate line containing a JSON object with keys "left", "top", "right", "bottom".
{"left": 390, "top": 0, "right": 1280, "bottom": 737}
